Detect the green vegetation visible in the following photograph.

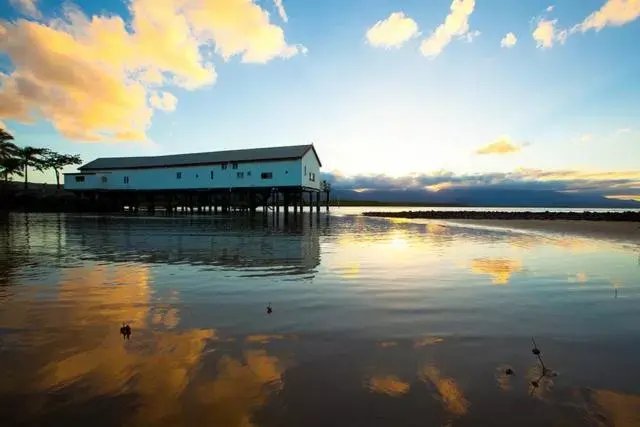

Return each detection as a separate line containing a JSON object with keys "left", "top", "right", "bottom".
{"left": 0, "top": 127, "right": 83, "bottom": 191}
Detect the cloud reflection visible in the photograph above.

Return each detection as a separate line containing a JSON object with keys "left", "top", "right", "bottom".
{"left": 588, "top": 389, "right": 640, "bottom": 426}
{"left": 419, "top": 365, "right": 469, "bottom": 416}
{"left": 0, "top": 260, "right": 291, "bottom": 426}
{"left": 367, "top": 375, "right": 410, "bottom": 397}
{"left": 470, "top": 258, "right": 523, "bottom": 285}
{"left": 195, "top": 349, "right": 285, "bottom": 426}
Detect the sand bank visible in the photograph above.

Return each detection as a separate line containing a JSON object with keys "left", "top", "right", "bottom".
{"left": 362, "top": 211, "right": 640, "bottom": 243}
{"left": 443, "top": 219, "right": 640, "bottom": 243}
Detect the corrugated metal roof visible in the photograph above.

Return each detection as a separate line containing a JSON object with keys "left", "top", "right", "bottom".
{"left": 80, "top": 144, "right": 321, "bottom": 170}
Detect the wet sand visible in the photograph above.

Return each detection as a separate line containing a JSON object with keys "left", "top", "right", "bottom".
{"left": 443, "top": 219, "right": 640, "bottom": 243}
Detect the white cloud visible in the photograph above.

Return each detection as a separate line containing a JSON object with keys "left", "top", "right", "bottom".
{"left": 535, "top": 0, "right": 640, "bottom": 47}
{"left": 546, "top": 5, "right": 555, "bottom": 13}
{"left": 500, "top": 32, "right": 517, "bottom": 48}
{"left": 533, "top": 18, "right": 557, "bottom": 48}
{"left": 0, "top": 0, "right": 302, "bottom": 142}
{"left": 463, "top": 29, "right": 481, "bottom": 42}
{"left": 150, "top": 91, "right": 178, "bottom": 112}
{"left": 577, "top": 0, "right": 640, "bottom": 32}
{"left": 273, "top": 0, "right": 288, "bottom": 23}
{"left": 420, "top": 0, "right": 477, "bottom": 58}
{"left": 476, "top": 136, "right": 522, "bottom": 155}
{"left": 9, "top": 0, "right": 41, "bottom": 19}
{"left": 617, "top": 127, "right": 632, "bottom": 134}
{"left": 366, "top": 12, "right": 420, "bottom": 48}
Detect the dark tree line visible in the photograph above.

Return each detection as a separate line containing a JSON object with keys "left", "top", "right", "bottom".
{"left": 0, "top": 127, "right": 82, "bottom": 190}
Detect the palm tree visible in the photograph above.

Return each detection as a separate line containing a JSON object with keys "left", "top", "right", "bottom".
{"left": 0, "top": 128, "right": 19, "bottom": 161}
{"left": 43, "top": 151, "right": 83, "bottom": 190}
{"left": 1, "top": 157, "right": 23, "bottom": 185}
{"left": 18, "top": 146, "right": 48, "bottom": 190}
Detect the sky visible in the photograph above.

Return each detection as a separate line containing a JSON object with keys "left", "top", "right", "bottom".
{"left": 0, "top": 0, "right": 639, "bottom": 200}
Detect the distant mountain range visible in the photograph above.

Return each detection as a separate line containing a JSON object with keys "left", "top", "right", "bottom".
{"left": 331, "top": 188, "right": 640, "bottom": 208}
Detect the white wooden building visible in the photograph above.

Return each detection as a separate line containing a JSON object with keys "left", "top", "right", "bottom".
{"left": 64, "top": 144, "right": 322, "bottom": 193}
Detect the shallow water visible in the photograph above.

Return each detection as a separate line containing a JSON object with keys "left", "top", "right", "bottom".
{"left": 1, "top": 211, "right": 639, "bottom": 427}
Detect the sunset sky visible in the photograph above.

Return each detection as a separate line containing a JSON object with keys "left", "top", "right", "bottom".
{"left": 1, "top": 0, "right": 639, "bottom": 199}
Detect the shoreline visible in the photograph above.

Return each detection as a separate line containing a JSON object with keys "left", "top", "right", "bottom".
{"left": 362, "top": 210, "right": 640, "bottom": 222}
{"left": 362, "top": 211, "right": 640, "bottom": 243}
{"left": 443, "top": 219, "right": 640, "bottom": 244}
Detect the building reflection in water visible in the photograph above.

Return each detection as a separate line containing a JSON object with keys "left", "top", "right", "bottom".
{"left": 63, "top": 215, "right": 321, "bottom": 277}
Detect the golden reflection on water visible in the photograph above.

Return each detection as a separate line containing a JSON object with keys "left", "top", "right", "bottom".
{"left": 0, "top": 261, "right": 291, "bottom": 426}
{"left": 568, "top": 272, "right": 588, "bottom": 285}
{"left": 245, "top": 334, "right": 288, "bottom": 344}
{"left": 589, "top": 389, "right": 640, "bottom": 427}
{"left": 3, "top": 214, "right": 640, "bottom": 426}
{"left": 367, "top": 375, "right": 410, "bottom": 397}
{"left": 335, "top": 261, "right": 361, "bottom": 279}
{"left": 470, "top": 258, "right": 523, "bottom": 285}
{"left": 419, "top": 365, "right": 469, "bottom": 416}
{"left": 195, "top": 349, "right": 285, "bottom": 427}
{"left": 40, "top": 329, "right": 216, "bottom": 424}
{"left": 413, "top": 336, "right": 444, "bottom": 347}
{"left": 59, "top": 264, "right": 152, "bottom": 327}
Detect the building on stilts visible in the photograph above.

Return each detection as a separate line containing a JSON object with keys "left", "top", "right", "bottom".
{"left": 63, "top": 144, "right": 329, "bottom": 217}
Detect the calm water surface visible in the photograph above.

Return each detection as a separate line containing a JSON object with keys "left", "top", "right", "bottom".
{"left": 1, "top": 210, "right": 639, "bottom": 427}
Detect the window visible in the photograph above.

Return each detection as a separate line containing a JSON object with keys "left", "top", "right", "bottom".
{"left": 124, "top": 176, "right": 130, "bottom": 184}
{"left": 232, "top": 162, "right": 239, "bottom": 169}
{"left": 75, "top": 176, "right": 85, "bottom": 183}
{"left": 176, "top": 172, "right": 182, "bottom": 179}
{"left": 261, "top": 172, "right": 273, "bottom": 180}
{"left": 101, "top": 176, "right": 108, "bottom": 183}
{"left": 236, "top": 171, "right": 244, "bottom": 179}
{"left": 221, "top": 163, "right": 228, "bottom": 170}
{"left": 196, "top": 174, "right": 199, "bottom": 178}
{"left": 309, "top": 173, "right": 316, "bottom": 182}
{"left": 304, "top": 165, "right": 307, "bottom": 175}
{"left": 210, "top": 170, "right": 214, "bottom": 179}
{"left": 247, "top": 171, "right": 251, "bottom": 176}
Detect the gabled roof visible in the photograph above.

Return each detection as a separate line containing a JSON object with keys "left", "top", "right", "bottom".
{"left": 79, "top": 144, "right": 322, "bottom": 171}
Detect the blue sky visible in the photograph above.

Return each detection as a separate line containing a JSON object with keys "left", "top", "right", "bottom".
{"left": 0, "top": 0, "right": 639, "bottom": 197}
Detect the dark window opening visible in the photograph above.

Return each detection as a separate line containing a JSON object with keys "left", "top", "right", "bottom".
{"left": 247, "top": 171, "right": 251, "bottom": 176}
{"left": 236, "top": 171, "right": 244, "bottom": 179}
{"left": 75, "top": 176, "right": 85, "bottom": 183}
{"left": 124, "top": 176, "right": 130, "bottom": 184}
{"left": 221, "top": 163, "right": 228, "bottom": 170}
{"left": 309, "top": 173, "right": 316, "bottom": 182}
{"left": 232, "top": 162, "right": 239, "bottom": 169}
{"left": 261, "top": 172, "right": 273, "bottom": 180}
{"left": 304, "top": 165, "right": 307, "bottom": 175}
{"left": 101, "top": 176, "right": 108, "bottom": 183}
{"left": 196, "top": 174, "right": 199, "bottom": 178}
{"left": 176, "top": 172, "right": 182, "bottom": 179}
{"left": 210, "top": 170, "right": 214, "bottom": 179}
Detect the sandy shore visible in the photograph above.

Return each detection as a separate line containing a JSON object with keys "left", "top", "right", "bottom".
{"left": 443, "top": 219, "right": 640, "bottom": 243}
